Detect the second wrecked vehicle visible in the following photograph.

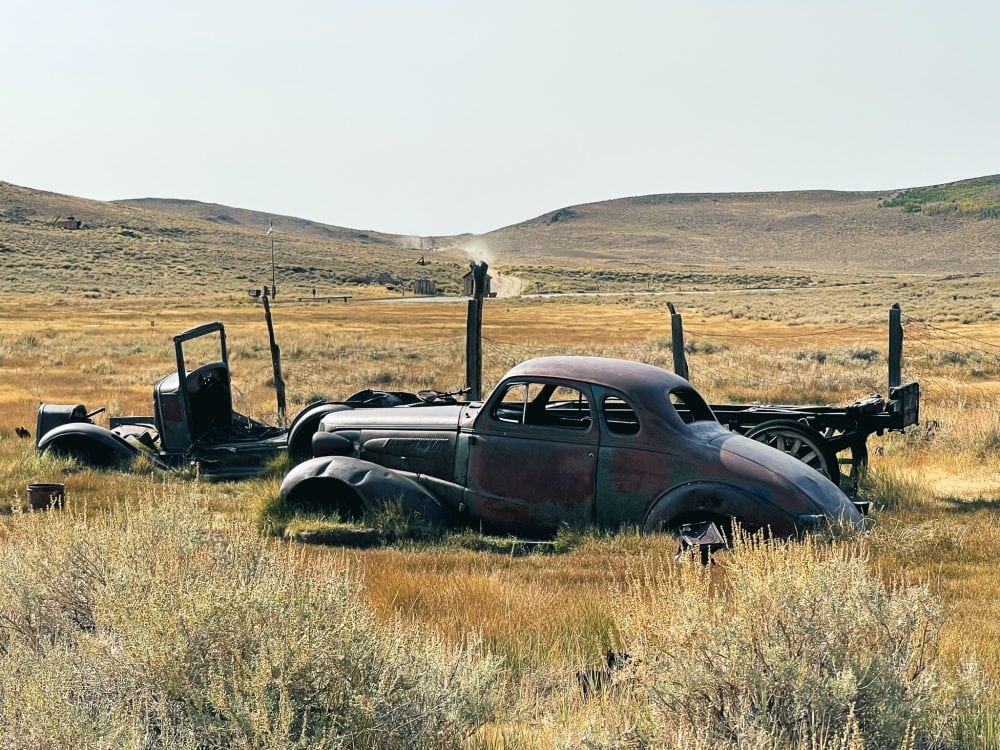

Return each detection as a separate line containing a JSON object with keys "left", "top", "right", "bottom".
{"left": 281, "top": 356, "right": 866, "bottom": 538}
{"left": 35, "top": 322, "right": 346, "bottom": 479}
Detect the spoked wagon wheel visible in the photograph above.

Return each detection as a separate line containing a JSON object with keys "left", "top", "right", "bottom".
{"left": 746, "top": 420, "right": 841, "bottom": 487}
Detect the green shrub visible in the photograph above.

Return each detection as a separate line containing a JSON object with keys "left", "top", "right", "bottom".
{"left": 922, "top": 201, "right": 959, "bottom": 216}
{"left": 254, "top": 488, "right": 294, "bottom": 536}
{"left": 849, "top": 347, "right": 880, "bottom": 363}
{"left": 684, "top": 339, "right": 728, "bottom": 355}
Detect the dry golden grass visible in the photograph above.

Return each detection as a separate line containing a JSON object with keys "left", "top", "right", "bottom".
{"left": 2, "top": 282, "right": 1000, "bottom": 747}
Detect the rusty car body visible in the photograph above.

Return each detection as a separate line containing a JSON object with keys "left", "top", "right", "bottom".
{"left": 280, "top": 356, "right": 864, "bottom": 538}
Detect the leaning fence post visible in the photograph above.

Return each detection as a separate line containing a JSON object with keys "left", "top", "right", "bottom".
{"left": 262, "top": 291, "right": 287, "bottom": 424}
{"left": 667, "top": 302, "right": 690, "bottom": 381}
{"left": 465, "top": 261, "right": 489, "bottom": 400}
{"left": 888, "top": 303, "right": 902, "bottom": 391}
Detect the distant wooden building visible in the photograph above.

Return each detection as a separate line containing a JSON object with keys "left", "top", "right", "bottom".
{"left": 413, "top": 279, "right": 437, "bottom": 295}
{"left": 462, "top": 269, "right": 491, "bottom": 297}
{"left": 54, "top": 216, "right": 81, "bottom": 230}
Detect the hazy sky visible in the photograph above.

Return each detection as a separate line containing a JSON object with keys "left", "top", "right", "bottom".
{"left": 5, "top": 0, "right": 998, "bottom": 236}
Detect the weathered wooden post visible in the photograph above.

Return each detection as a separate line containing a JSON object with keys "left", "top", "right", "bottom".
{"left": 262, "top": 289, "right": 287, "bottom": 423}
{"left": 888, "top": 303, "right": 902, "bottom": 390}
{"left": 667, "top": 302, "right": 690, "bottom": 381}
{"left": 466, "top": 261, "right": 489, "bottom": 400}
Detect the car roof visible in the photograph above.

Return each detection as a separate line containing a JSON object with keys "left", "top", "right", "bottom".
{"left": 499, "top": 356, "right": 691, "bottom": 396}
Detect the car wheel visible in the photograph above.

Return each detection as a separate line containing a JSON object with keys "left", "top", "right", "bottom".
{"left": 746, "top": 420, "right": 840, "bottom": 486}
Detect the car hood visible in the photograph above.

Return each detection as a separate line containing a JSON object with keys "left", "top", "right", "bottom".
{"left": 319, "top": 403, "right": 466, "bottom": 431}
{"left": 710, "top": 432, "right": 863, "bottom": 528}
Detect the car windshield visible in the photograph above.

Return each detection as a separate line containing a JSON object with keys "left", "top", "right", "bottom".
{"left": 181, "top": 332, "right": 226, "bottom": 373}
{"left": 667, "top": 386, "right": 716, "bottom": 425}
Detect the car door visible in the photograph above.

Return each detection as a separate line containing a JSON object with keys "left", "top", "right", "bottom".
{"left": 462, "top": 379, "right": 598, "bottom": 536}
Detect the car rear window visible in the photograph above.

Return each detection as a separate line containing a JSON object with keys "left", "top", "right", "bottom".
{"left": 668, "top": 387, "right": 716, "bottom": 425}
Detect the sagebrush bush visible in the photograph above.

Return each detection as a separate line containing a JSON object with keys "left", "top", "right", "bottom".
{"left": 0, "top": 493, "right": 501, "bottom": 749}
{"left": 603, "top": 535, "right": 987, "bottom": 749}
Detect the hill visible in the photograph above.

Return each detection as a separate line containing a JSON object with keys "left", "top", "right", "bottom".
{"left": 2, "top": 176, "right": 999, "bottom": 298}
{"left": 476, "top": 176, "right": 1000, "bottom": 273}
{"left": 0, "top": 183, "right": 468, "bottom": 297}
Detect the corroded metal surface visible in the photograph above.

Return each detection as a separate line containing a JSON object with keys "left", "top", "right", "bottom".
{"left": 297, "top": 356, "right": 862, "bottom": 538}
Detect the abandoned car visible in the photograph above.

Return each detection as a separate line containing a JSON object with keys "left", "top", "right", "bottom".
{"left": 35, "top": 322, "right": 346, "bottom": 479}
{"left": 280, "top": 356, "right": 865, "bottom": 538}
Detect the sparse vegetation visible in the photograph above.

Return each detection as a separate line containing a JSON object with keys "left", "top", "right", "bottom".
{"left": 880, "top": 175, "right": 1000, "bottom": 219}
{"left": 1, "top": 248, "right": 1000, "bottom": 746}
{"left": 0, "top": 495, "right": 501, "bottom": 748}
{"left": 583, "top": 534, "right": 993, "bottom": 749}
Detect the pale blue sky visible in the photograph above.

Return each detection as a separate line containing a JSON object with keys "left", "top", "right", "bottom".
{"left": 4, "top": 0, "right": 998, "bottom": 235}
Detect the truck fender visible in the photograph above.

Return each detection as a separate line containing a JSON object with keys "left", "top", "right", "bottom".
{"left": 38, "top": 423, "right": 140, "bottom": 468}
{"left": 279, "top": 456, "right": 454, "bottom": 527}
{"left": 286, "top": 403, "right": 352, "bottom": 462}
{"left": 642, "top": 481, "right": 795, "bottom": 537}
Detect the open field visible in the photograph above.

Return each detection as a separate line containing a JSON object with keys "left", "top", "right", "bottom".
{"left": 2, "top": 280, "right": 1000, "bottom": 747}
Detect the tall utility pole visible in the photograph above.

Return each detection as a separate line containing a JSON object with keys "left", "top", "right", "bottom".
{"left": 267, "top": 220, "right": 276, "bottom": 297}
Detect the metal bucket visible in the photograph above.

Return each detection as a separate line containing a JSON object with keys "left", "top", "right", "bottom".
{"left": 27, "top": 483, "right": 65, "bottom": 510}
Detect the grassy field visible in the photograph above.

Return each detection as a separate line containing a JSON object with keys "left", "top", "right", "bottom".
{"left": 2, "top": 281, "right": 1000, "bottom": 747}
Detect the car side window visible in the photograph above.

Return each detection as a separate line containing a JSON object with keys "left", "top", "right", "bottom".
{"left": 491, "top": 382, "right": 592, "bottom": 430}
{"left": 602, "top": 394, "right": 640, "bottom": 435}
{"left": 492, "top": 383, "right": 539, "bottom": 424}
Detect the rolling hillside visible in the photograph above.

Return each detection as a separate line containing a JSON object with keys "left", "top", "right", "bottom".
{"left": 0, "top": 183, "right": 468, "bottom": 297}
{"left": 477, "top": 176, "right": 1000, "bottom": 273}
{"left": 1, "top": 176, "right": 999, "bottom": 298}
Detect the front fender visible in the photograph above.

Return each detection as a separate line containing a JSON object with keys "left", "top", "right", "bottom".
{"left": 38, "top": 423, "right": 139, "bottom": 468}
{"left": 287, "top": 403, "right": 352, "bottom": 462}
{"left": 643, "top": 481, "right": 797, "bottom": 537}
{"left": 280, "top": 456, "right": 454, "bottom": 527}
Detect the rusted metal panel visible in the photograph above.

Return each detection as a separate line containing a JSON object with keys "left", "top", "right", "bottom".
{"left": 464, "top": 429, "right": 597, "bottom": 535}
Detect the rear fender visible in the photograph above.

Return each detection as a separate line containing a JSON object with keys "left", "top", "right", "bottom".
{"left": 643, "top": 481, "right": 795, "bottom": 537}
{"left": 279, "top": 456, "right": 454, "bottom": 527}
{"left": 38, "top": 423, "right": 140, "bottom": 468}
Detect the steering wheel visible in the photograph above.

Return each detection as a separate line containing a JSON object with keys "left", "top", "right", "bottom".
{"left": 200, "top": 371, "right": 221, "bottom": 390}
{"left": 418, "top": 389, "right": 454, "bottom": 404}
{"left": 187, "top": 371, "right": 220, "bottom": 394}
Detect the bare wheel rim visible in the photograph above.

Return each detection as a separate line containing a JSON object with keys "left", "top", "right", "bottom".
{"left": 747, "top": 423, "right": 837, "bottom": 482}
